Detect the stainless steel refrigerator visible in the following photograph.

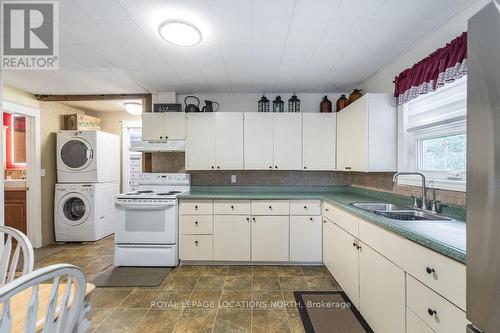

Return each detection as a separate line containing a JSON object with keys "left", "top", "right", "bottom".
{"left": 467, "top": 1, "right": 500, "bottom": 332}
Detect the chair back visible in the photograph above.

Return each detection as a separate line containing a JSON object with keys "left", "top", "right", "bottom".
{"left": 0, "top": 264, "right": 87, "bottom": 333}
{"left": 0, "top": 226, "right": 34, "bottom": 286}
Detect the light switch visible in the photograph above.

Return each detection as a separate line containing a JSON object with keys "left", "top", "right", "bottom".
{"left": 41, "top": 169, "right": 46, "bottom": 176}
{"left": 231, "top": 175, "right": 237, "bottom": 183}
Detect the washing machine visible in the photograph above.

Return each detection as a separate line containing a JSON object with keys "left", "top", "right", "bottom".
{"left": 57, "top": 130, "right": 120, "bottom": 183}
{"left": 55, "top": 182, "right": 119, "bottom": 242}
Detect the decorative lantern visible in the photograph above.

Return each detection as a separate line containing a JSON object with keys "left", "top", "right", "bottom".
{"left": 288, "top": 93, "right": 300, "bottom": 112}
{"left": 258, "top": 94, "right": 270, "bottom": 112}
{"left": 272, "top": 96, "right": 284, "bottom": 113}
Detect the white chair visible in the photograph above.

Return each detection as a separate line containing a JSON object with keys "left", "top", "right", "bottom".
{"left": 0, "top": 226, "right": 34, "bottom": 286}
{"left": 0, "top": 264, "right": 88, "bottom": 333}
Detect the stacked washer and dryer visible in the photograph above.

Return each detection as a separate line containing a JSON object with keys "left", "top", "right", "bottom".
{"left": 54, "top": 130, "right": 120, "bottom": 242}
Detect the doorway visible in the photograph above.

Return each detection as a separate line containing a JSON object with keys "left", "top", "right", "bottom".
{"left": 2, "top": 101, "right": 42, "bottom": 247}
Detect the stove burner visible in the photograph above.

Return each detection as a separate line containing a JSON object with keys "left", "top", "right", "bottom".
{"left": 137, "top": 190, "right": 154, "bottom": 194}
{"left": 157, "top": 191, "right": 182, "bottom": 196}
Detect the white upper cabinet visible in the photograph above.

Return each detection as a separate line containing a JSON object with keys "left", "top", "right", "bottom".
{"left": 336, "top": 94, "right": 397, "bottom": 172}
{"left": 215, "top": 113, "right": 244, "bottom": 170}
{"left": 244, "top": 113, "right": 274, "bottom": 170}
{"left": 186, "top": 113, "right": 216, "bottom": 170}
{"left": 273, "top": 113, "right": 302, "bottom": 170}
{"left": 302, "top": 113, "right": 336, "bottom": 170}
{"left": 142, "top": 112, "right": 186, "bottom": 141}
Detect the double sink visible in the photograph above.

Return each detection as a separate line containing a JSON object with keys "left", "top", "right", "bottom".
{"left": 350, "top": 202, "right": 452, "bottom": 222}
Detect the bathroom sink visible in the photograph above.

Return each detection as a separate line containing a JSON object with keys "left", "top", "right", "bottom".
{"left": 349, "top": 202, "right": 452, "bottom": 222}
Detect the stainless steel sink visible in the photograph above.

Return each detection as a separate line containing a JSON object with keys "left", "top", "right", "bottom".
{"left": 350, "top": 202, "right": 452, "bottom": 222}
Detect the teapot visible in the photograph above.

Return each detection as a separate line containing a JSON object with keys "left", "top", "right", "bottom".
{"left": 184, "top": 96, "right": 200, "bottom": 112}
{"left": 202, "top": 100, "right": 219, "bottom": 112}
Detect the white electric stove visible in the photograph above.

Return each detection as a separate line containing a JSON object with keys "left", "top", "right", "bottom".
{"left": 114, "top": 173, "right": 190, "bottom": 267}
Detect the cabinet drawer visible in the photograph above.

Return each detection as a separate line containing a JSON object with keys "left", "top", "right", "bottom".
{"left": 290, "top": 200, "right": 321, "bottom": 215}
{"left": 251, "top": 200, "right": 289, "bottom": 215}
{"left": 180, "top": 215, "right": 213, "bottom": 234}
{"left": 406, "top": 307, "right": 435, "bottom": 333}
{"left": 214, "top": 200, "right": 251, "bottom": 215}
{"left": 322, "top": 202, "right": 335, "bottom": 221}
{"left": 407, "top": 275, "right": 467, "bottom": 333}
{"left": 359, "top": 218, "right": 466, "bottom": 310}
{"left": 329, "top": 205, "right": 358, "bottom": 237}
{"left": 180, "top": 235, "right": 213, "bottom": 260}
{"left": 180, "top": 200, "right": 213, "bottom": 215}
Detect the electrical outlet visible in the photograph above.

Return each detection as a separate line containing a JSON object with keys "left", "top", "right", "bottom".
{"left": 231, "top": 175, "right": 237, "bottom": 183}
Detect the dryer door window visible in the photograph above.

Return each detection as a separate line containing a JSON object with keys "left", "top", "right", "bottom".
{"left": 59, "top": 194, "right": 90, "bottom": 226}
{"left": 60, "top": 139, "right": 93, "bottom": 170}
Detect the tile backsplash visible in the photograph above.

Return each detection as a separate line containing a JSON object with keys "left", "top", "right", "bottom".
{"left": 150, "top": 153, "right": 465, "bottom": 206}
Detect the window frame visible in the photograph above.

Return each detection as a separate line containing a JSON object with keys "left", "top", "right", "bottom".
{"left": 397, "top": 77, "right": 467, "bottom": 192}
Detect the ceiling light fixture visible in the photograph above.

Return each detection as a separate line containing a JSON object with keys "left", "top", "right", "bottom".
{"left": 158, "top": 20, "right": 202, "bottom": 47}
{"left": 124, "top": 102, "right": 143, "bottom": 115}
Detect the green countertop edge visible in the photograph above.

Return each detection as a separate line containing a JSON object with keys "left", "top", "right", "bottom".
{"left": 179, "top": 186, "right": 466, "bottom": 264}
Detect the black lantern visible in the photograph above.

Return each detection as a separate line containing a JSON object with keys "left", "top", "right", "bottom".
{"left": 258, "top": 95, "right": 270, "bottom": 112}
{"left": 288, "top": 93, "right": 300, "bottom": 112}
{"left": 272, "top": 96, "right": 284, "bottom": 112}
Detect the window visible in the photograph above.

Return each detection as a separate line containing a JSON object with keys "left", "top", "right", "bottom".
{"left": 398, "top": 76, "right": 467, "bottom": 191}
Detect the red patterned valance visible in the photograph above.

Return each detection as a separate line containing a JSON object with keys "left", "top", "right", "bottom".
{"left": 393, "top": 32, "right": 467, "bottom": 106}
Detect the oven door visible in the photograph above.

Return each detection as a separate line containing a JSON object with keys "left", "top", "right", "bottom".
{"left": 115, "top": 201, "right": 177, "bottom": 244}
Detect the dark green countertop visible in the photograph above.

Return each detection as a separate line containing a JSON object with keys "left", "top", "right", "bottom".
{"left": 179, "top": 186, "right": 466, "bottom": 264}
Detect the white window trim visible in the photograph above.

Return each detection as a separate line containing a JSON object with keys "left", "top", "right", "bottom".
{"left": 121, "top": 121, "right": 142, "bottom": 193}
{"left": 397, "top": 78, "right": 467, "bottom": 192}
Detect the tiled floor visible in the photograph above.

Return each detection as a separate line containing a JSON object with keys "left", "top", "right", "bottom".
{"left": 35, "top": 236, "right": 341, "bottom": 333}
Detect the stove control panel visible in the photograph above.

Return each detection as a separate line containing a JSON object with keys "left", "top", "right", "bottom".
{"left": 139, "top": 173, "right": 190, "bottom": 186}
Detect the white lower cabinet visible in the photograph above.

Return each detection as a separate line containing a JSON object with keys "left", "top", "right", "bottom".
{"left": 333, "top": 223, "right": 360, "bottom": 308}
{"left": 322, "top": 218, "right": 335, "bottom": 274}
{"left": 359, "top": 241, "right": 405, "bottom": 333}
{"left": 213, "top": 215, "right": 251, "bottom": 261}
{"left": 290, "top": 216, "right": 322, "bottom": 262}
{"left": 251, "top": 216, "right": 289, "bottom": 261}
{"left": 180, "top": 235, "right": 213, "bottom": 260}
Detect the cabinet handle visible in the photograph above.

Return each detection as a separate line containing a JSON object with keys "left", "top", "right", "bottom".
{"left": 231, "top": 205, "right": 234, "bottom": 210}
{"left": 165, "top": 136, "right": 168, "bottom": 140}
{"left": 194, "top": 205, "right": 198, "bottom": 210}
{"left": 309, "top": 217, "right": 313, "bottom": 221}
{"left": 246, "top": 217, "right": 250, "bottom": 222}
{"left": 427, "top": 308, "right": 437, "bottom": 316}
{"left": 211, "top": 166, "right": 214, "bottom": 170}
{"left": 426, "top": 267, "right": 435, "bottom": 274}
{"left": 304, "top": 166, "right": 307, "bottom": 169}
{"left": 275, "top": 165, "right": 278, "bottom": 169}
{"left": 323, "top": 220, "right": 327, "bottom": 223}
{"left": 325, "top": 208, "right": 329, "bottom": 212}
{"left": 304, "top": 206, "right": 307, "bottom": 209}
{"left": 217, "top": 166, "right": 220, "bottom": 169}
{"left": 160, "top": 136, "right": 163, "bottom": 140}
{"left": 195, "top": 240, "right": 199, "bottom": 246}
{"left": 352, "top": 242, "right": 357, "bottom": 247}
{"left": 195, "top": 221, "right": 198, "bottom": 226}
{"left": 268, "top": 206, "right": 272, "bottom": 210}
{"left": 269, "top": 166, "right": 273, "bottom": 169}
{"left": 252, "top": 217, "right": 256, "bottom": 222}
{"left": 356, "top": 244, "right": 362, "bottom": 250}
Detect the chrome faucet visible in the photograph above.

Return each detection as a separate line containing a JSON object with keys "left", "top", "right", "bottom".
{"left": 392, "top": 172, "right": 429, "bottom": 211}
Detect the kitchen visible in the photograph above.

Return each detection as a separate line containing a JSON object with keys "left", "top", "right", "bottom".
{"left": 0, "top": 0, "right": 495, "bottom": 332}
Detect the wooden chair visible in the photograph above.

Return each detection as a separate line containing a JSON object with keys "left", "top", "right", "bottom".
{"left": 0, "top": 264, "right": 90, "bottom": 333}
{"left": 0, "top": 226, "right": 34, "bottom": 286}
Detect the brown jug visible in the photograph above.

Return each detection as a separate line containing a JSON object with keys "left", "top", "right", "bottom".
{"left": 348, "top": 89, "right": 363, "bottom": 103}
{"left": 320, "top": 96, "right": 332, "bottom": 113}
{"left": 336, "top": 94, "right": 349, "bottom": 112}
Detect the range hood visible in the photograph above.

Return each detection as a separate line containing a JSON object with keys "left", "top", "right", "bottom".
{"left": 130, "top": 140, "right": 185, "bottom": 152}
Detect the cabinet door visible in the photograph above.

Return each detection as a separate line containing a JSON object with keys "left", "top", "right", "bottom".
{"left": 359, "top": 241, "right": 405, "bottom": 333}
{"left": 164, "top": 113, "right": 186, "bottom": 140}
{"left": 333, "top": 224, "right": 359, "bottom": 308}
{"left": 407, "top": 308, "right": 435, "bottom": 333}
{"left": 302, "top": 114, "right": 336, "bottom": 170}
{"left": 290, "top": 216, "right": 322, "bottom": 262}
{"left": 322, "top": 218, "right": 335, "bottom": 275}
{"left": 244, "top": 113, "right": 274, "bottom": 170}
{"left": 336, "top": 99, "right": 368, "bottom": 171}
{"left": 251, "top": 216, "right": 289, "bottom": 261}
{"left": 273, "top": 114, "right": 302, "bottom": 170}
{"left": 214, "top": 215, "right": 251, "bottom": 261}
{"left": 215, "top": 113, "right": 244, "bottom": 170}
{"left": 142, "top": 113, "right": 165, "bottom": 141}
{"left": 186, "top": 113, "right": 216, "bottom": 170}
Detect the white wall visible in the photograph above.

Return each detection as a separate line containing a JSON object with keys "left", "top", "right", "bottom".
{"left": 177, "top": 93, "right": 344, "bottom": 113}
{"left": 362, "top": 0, "right": 489, "bottom": 93}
